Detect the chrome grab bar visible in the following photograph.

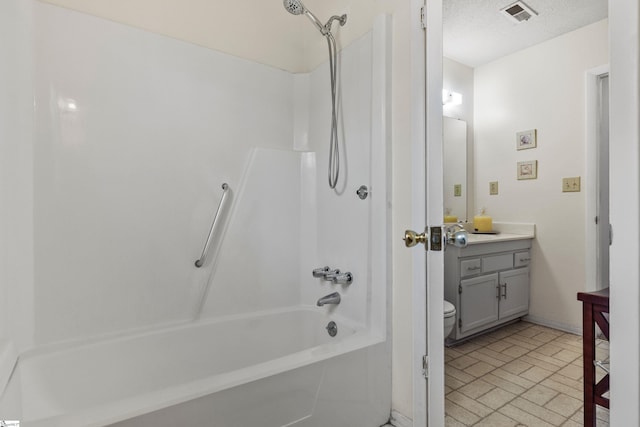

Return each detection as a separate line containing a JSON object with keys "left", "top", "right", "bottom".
{"left": 195, "top": 183, "right": 229, "bottom": 268}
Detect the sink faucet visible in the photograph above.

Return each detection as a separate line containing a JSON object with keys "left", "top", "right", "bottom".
{"left": 317, "top": 292, "right": 341, "bottom": 307}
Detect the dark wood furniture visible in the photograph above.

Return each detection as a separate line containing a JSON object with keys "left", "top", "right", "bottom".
{"left": 577, "top": 288, "right": 610, "bottom": 427}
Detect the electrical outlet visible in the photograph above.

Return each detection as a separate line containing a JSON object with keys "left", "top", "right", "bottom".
{"left": 454, "top": 184, "right": 462, "bottom": 197}
{"left": 489, "top": 181, "right": 499, "bottom": 195}
{"left": 562, "top": 177, "right": 581, "bottom": 192}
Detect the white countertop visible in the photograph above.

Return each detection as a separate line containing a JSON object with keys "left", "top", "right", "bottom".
{"left": 455, "top": 222, "right": 535, "bottom": 245}
{"left": 466, "top": 232, "right": 534, "bottom": 245}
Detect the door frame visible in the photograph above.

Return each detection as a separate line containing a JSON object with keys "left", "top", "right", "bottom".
{"left": 609, "top": 0, "right": 640, "bottom": 425}
{"left": 584, "top": 64, "right": 609, "bottom": 292}
{"left": 410, "top": 0, "right": 444, "bottom": 425}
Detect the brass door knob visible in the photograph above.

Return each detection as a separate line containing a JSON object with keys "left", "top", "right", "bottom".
{"left": 404, "top": 229, "right": 427, "bottom": 248}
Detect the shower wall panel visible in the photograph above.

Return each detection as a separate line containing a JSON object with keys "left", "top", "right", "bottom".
{"left": 299, "top": 32, "right": 375, "bottom": 329}
{"left": 32, "top": 3, "right": 294, "bottom": 346}
{"left": 199, "top": 148, "right": 303, "bottom": 318}
{"left": 0, "top": 0, "right": 36, "bottom": 356}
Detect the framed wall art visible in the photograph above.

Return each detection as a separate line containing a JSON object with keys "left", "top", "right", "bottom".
{"left": 516, "top": 129, "right": 537, "bottom": 150}
{"left": 517, "top": 160, "right": 538, "bottom": 180}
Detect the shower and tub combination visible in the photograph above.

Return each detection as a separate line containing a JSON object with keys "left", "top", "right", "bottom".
{"left": 0, "top": 1, "right": 391, "bottom": 426}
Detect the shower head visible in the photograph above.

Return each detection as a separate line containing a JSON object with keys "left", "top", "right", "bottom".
{"left": 282, "top": 0, "right": 327, "bottom": 34}
{"left": 283, "top": 0, "right": 305, "bottom": 15}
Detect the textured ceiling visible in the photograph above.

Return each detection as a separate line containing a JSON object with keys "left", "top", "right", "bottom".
{"left": 443, "top": 0, "right": 608, "bottom": 67}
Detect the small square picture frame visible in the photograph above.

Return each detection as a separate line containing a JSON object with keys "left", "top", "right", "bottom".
{"left": 517, "top": 160, "right": 538, "bottom": 180}
{"left": 516, "top": 129, "right": 537, "bottom": 150}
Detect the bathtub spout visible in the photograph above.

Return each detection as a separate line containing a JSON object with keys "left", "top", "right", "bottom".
{"left": 317, "top": 292, "right": 341, "bottom": 306}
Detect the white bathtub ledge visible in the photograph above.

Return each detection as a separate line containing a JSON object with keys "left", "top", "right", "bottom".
{"left": 20, "top": 328, "right": 382, "bottom": 427}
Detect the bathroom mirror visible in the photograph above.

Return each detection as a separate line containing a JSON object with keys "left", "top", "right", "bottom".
{"left": 443, "top": 117, "right": 467, "bottom": 222}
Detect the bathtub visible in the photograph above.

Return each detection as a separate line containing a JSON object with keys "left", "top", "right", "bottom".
{"left": 0, "top": 307, "right": 387, "bottom": 426}
{"left": 0, "top": 2, "right": 392, "bottom": 425}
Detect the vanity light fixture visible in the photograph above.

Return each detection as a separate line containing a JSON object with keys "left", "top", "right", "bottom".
{"left": 442, "top": 89, "right": 462, "bottom": 106}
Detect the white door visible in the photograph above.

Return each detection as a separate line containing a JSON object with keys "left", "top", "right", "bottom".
{"left": 409, "top": 0, "right": 445, "bottom": 425}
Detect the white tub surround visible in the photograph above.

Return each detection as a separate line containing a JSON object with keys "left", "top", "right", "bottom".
{"left": 0, "top": 2, "right": 391, "bottom": 426}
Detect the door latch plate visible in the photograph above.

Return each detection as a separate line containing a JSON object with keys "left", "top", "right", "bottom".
{"left": 430, "top": 226, "right": 442, "bottom": 251}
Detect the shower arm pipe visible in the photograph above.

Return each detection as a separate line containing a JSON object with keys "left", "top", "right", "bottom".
{"left": 304, "top": 10, "right": 346, "bottom": 35}
{"left": 325, "top": 14, "right": 347, "bottom": 32}
{"left": 195, "top": 183, "right": 230, "bottom": 268}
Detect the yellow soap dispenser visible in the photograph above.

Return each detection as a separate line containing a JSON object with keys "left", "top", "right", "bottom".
{"left": 473, "top": 208, "right": 493, "bottom": 233}
{"left": 444, "top": 208, "right": 458, "bottom": 224}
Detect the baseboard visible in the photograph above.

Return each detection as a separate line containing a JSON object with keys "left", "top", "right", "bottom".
{"left": 389, "top": 410, "right": 412, "bottom": 427}
{"left": 523, "top": 315, "right": 582, "bottom": 335}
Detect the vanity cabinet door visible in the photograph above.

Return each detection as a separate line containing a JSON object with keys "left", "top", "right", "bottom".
{"left": 498, "top": 267, "right": 530, "bottom": 319}
{"left": 460, "top": 273, "right": 500, "bottom": 333}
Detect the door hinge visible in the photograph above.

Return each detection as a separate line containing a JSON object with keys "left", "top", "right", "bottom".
{"left": 420, "top": 6, "right": 426, "bottom": 29}
{"left": 422, "top": 355, "right": 429, "bottom": 379}
{"left": 458, "top": 284, "right": 462, "bottom": 294}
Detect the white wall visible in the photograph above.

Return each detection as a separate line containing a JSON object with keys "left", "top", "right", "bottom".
{"left": 40, "top": 0, "right": 403, "bottom": 73}
{"left": 474, "top": 19, "right": 608, "bottom": 332}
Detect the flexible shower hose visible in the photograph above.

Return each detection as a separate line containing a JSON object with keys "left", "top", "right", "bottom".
{"left": 326, "top": 32, "right": 339, "bottom": 189}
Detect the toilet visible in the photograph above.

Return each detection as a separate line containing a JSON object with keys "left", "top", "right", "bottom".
{"left": 444, "top": 300, "right": 456, "bottom": 338}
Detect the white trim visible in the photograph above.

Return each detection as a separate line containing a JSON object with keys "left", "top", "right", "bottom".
{"left": 371, "top": 14, "right": 394, "bottom": 419}
{"left": 609, "top": 0, "right": 640, "bottom": 425}
{"left": 425, "top": 1, "right": 445, "bottom": 427}
{"left": 523, "top": 315, "right": 582, "bottom": 336}
{"left": 584, "top": 64, "right": 609, "bottom": 293}
{"left": 410, "top": 0, "right": 427, "bottom": 426}
{"left": 389, "top": 410, "right": 413, "bottom": 427}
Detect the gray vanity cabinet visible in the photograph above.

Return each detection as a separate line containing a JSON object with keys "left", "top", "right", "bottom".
{"left": 499, "top": 268, "right": 530, "bottom": 318}
{"left": 459, "top": 273, "right": 500, "bottom": 333}
{"left": 445, "top": 238, "right": 532, "bottom": 342}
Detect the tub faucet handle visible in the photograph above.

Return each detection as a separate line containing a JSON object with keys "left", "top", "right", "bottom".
{"left": 332, "top": 272, "right": 353, "bottom": 285}
{"left": 312, "top": 266, "right": 331, "bottom": 277}
{"left": 323, "top": 269, "right": 341, "bottom": 280}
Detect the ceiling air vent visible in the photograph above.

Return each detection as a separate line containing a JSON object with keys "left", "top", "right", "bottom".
{"left": 500, "top": 1, "right": 538, "bottom": 23}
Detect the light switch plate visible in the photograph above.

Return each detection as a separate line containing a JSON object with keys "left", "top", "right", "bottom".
{"left": 562, "top": 177, "right": 581, "bottom": 192}
{"left": 489, "top": 181, "right": 499, "bottom": 195}
{"left": 454, "top": 184, "right": 462, "bottom": 197}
